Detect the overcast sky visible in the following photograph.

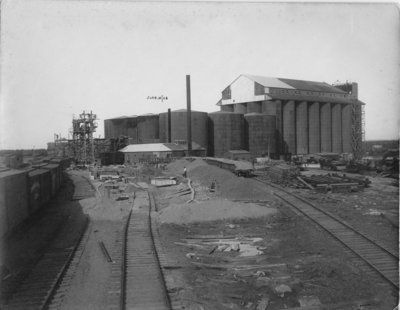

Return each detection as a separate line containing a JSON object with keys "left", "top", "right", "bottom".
{"left": 1, "top": 0, "right": 399, "bottom": 149}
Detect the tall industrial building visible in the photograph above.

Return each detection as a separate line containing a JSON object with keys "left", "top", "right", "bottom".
{"left": 216, "top": 75, "right": 365, "bottom": 159}
{"left": 100, "top": 74, "right": 365, "bottom": 161}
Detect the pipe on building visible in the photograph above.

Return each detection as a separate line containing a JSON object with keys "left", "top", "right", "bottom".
{"left": 186, "top": 75, "right": 192, "bottom": 155}
{"left": 167, "top": 108, "right": 171, "bottom": 143}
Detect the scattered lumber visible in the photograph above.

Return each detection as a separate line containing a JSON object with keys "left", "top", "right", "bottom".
{"left": 297, "top": 176, "right": 314, "bottom": 190}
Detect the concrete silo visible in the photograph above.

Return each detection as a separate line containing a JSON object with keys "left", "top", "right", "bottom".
{"left": 331, "top": 103, "right": 343, "bottom": 153}
{"left": 244, "top": 113, "right": 276, "bottom": 157}
{"left": 320, "top": 103, "right": 332, "bottom": 152}
{"left": 296, "top": 101, "right": 308, "bottom": 155}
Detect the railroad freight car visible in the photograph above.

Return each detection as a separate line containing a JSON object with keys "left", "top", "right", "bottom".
{"left": 42, "top": 164, "right": 62, "bottom": 197}
{"left": 49, "top": 157, "right": 71, "bottom": 184}
{"left": 0, "top": 158, "right": 71, "bottom": 240}
{"left": 205, "top": 157, "right": 254, "bottom": 177}
{"left": 27, "top": 168, "right": 52, "bottom": 214}
{"left": 0, "top": 169, "right": 29, "bottom": 238}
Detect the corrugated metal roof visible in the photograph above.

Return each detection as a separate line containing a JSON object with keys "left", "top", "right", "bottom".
{"left": 0, "top": 169, "right": 27, "bottom": 178}
{"left": 243, "top": 75, "right": 346, "bottom": 94}
{"left": 43, "top": 164, "right": 60, "bottom": 169}
{"left": 164, "top": 142, "right": 205, "bottom": 151}
{"left": 244, "top": 75, "right": 295, "bottom": 89}
{"left": 279, "top": 78, "right": 346, "bottom": 93}
{"left": 28, "top": 169, "right": 49, "bottom": 177}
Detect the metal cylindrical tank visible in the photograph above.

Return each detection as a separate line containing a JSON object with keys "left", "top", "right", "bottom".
{"left": 320, "top": 103, "right": 332, "bottom": 152}
{"left": 159, "top": 109, "right": 208, "bottom": 149}
{"left": 104, "top": 119, "right": 113, "bottom": 139}
{"left": 244, "top": 113, "right": 276, "bottom": 157}
{"left": 208, "top": 112, "right": 245, "bottom": 157}
{"left": 247, "top": 102, "right": 261, "bottom": 113}
{"left": 137, "top": 114, "right": 159, "bottom": 144}
{"left": 111, "top": 118, "right": 128, "bottom": 138}
{"left": 104, "top": 116, "right": 137, "bottom": 139}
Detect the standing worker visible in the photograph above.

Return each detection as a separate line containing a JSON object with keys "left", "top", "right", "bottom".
{"left": 183, "top": 166, "right": 187, "bottom": 178}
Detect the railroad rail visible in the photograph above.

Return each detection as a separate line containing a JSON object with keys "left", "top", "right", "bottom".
{"left": 120, "top": 190, "right": 171, "bottom": 310}
{"left": 254, "top": 177, "right": 399, "bottom": 289}
{"left": 3, "top": 218, "right": 89, "bottom": 310}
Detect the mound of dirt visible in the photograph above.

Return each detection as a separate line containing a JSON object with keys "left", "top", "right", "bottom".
{"left": 189, "top": 164, "right": 275, "bottom": 201}
{"left": 166, "top": 158, "right": 207, "bottom": 175}
{"left": 159, "top": 199, "right": 277, "bottom": 224}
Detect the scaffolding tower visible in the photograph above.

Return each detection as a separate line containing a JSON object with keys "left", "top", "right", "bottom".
{"left": 332, "top": 81, "right": 365, "bottom": 160}
{"left": 351, "top": 100, "right": 365, "bottom": 160}
{"left": 70, "top": 111, "right": 98, "bottom": 165}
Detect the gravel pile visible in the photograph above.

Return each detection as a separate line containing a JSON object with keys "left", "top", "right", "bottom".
{"left": 159, "top": 199, "right": 277, "bottom": 224}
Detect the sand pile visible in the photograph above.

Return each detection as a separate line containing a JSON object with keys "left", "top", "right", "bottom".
{"left": 159, "top": 199, "right": 277, "bottom": 224}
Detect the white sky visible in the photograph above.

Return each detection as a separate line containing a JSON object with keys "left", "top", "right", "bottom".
{"left": 1, "top": 0, "right": 399, "bottom": 149}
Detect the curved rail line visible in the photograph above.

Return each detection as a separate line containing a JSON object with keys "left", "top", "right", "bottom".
{"left": 120, "top": 190, "right": 171, "bottom": 310}
{"left": 254, "top": 177, "right": 399, "bottom": 289}
{"left": 3, "top": 217, "right": 89, "bottom": 310}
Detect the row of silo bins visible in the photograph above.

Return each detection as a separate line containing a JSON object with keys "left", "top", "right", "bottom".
{"left": 104, "top": 110, "right": 277, "bottom": 158}
{"left": 104, "top": 114, "right": 159, "bottom": 144}
{"left": 208, "top": 112, "right": 276, "bottom": 157}
{"left": 104, "top": 111, "right": 209, "bottom": 152}
{"left": 158, "top": 109, "right": 208, "bottom": 149}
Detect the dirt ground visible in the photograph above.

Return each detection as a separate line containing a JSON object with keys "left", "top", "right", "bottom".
{"left": 297, "top": 169, "right": 399, "bottom": 251}
{"left": 1, "top": 160, "right": 398, "bottom": 310}
{"left": 59, "top": 172, "right": 136, "bottom": 310}
{"left": 155, "top": 158, "right": 399, "bottom": 310}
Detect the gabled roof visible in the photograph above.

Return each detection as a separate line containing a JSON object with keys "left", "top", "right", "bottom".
{"left": 120, "top": 143, "right": 171, "bottom": 153}
{"left": 243, "top": 75, "right": 296, "bottom": 89}
{"left": 243, "top": 75, "right": 346, "bottom": 94}
{"left": 164, "top": 142, "right": 205, "bottom": 151}
{"left": 226, "top": 74, "right": 347, "bottom": 94}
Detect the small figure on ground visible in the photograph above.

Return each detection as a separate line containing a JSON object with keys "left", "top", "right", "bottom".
{"left": 183, "top": 167, "right": 187, "bottom": 178}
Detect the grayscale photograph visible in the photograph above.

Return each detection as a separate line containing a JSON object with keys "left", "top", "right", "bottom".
{"left": 0, "top": 0, "right": 399, "bottom": 309}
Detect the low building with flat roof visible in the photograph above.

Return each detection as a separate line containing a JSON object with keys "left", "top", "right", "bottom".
{"left": 119, "top": 142, "right": 205, "bottom": 163}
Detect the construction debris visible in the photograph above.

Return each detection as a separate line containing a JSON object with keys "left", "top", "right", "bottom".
{"left": 150, "top": 177, "right": 177, "bottom": 187}
{"left": 300, "top": 173, "right": 370, "bottom": 192}
{"left": 268, "top": 164, "right": 299, "bottom": 184}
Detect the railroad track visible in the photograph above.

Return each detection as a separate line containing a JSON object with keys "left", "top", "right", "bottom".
{"left": 254, "top": 177, "right": 399, "bottom": 289}
{"left": 69, "top": 172, "right": 96, "bottom": 201}
{"left": 120, "top": 190, "right": 171, "bottom": 310}
{"left": 3, "top": 218, "right": 89, "bottom": 310}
